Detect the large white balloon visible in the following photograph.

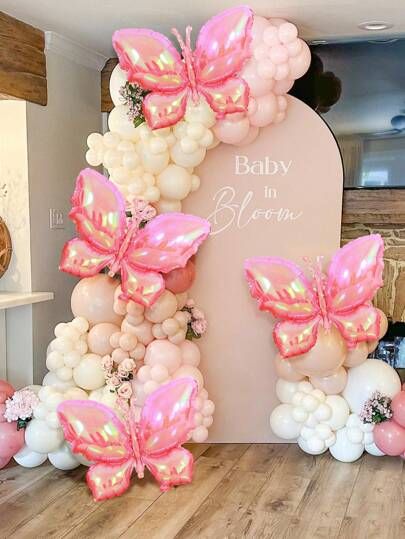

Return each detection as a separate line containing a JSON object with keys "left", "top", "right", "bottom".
{"left": 25, "top": 419, "right": 64, "bottom": 454}
{"left": 270, "top": 403, "right": 301, "bottom": 439}
{"left": 108, "top": 105, "right": 138, "bottom": 141}
{"left": 298, "top": 436, "right": 328, "bottom": 455}
{"left": 109, "top": 64, "right": 127, "bottom": 107}
{"left": 343, "top": 359, "right": 401, "bottom": 414}
{"left": 14, "top": 445, "right": 48, "bottom": 468}
{"left": 329, "top": 427, "right": 364, "bottom": 462}
{"left": 275, "top": 379, "right": 299, "bottom": 404}
{"left": 48, "top": 443, "right": 80, "bottom": 470}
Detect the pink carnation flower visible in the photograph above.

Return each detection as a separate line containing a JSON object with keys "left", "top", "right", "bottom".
{"left": 191, "top": 319, "right": 208, "bottom": 336}
{"left": 4, "top": 388, "right": 39, "bottom": 422}
{"left": 118, "top": 382, "right": 133, "bottom": 399}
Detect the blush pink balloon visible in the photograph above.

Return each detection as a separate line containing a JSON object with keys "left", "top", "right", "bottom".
{"left": 273, "top": 353, "right": 305, "bottom": 382}
{"left": 374, "top": 419, "right": 405, "bottom": 456}
{"left": 164, "top": 259, "right": 196, "bottom": 294}
{"left": 392, "top": 391, "right": 405, "bottom": 429}
{"left": 251, "top": 15, "right": 270, "bottom": 47}
{"left": 241, "top": 60, "right": 274, "bottom": 97}
{"left": 288, "top": 42, "right": 311, "bottom": 79}
{"left": 310, "top": 366, "right": 347, "bottom": 395}
{"left": 248, "top": 93, "right": 278, "bottom": 127}
{"left": 58, "top": 378, "right": 198, "bottom": 500}
{"left": 273, "top": 79, "right": 294, "bottom": 95}
{"left": 344, "top": 342, "right": 369, "bottom": 368}
{"left": 213, "top": 116, "right": 250, "bottom": 144}
{"left": 234, "top": 125, "right": 260, "bottom": 147}
{"left": 87, "top": 323, "right": 121, "bottom": 356}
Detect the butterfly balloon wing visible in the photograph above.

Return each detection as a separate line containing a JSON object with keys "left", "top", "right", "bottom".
{"left": 245, "top": 256, "right": 321, "bottom": 357}
{"left": 121, "top": 213, "right": 210, "bottom": 306}
{"left": 194, "top": 6, "right": 253, "bottom": 115}
{"left": 326, "top": 234, "right": 384, "bottom": 344}
{"left": 57, "top": 400, "right": 135, "bottom": 501}
{"left": 113, "top": 29, "right": 188, "bottom": 129}
{"left": 137, "top": 378, "right": 198, "bottom": 490}
{"left": 59, "top": 169, "right": 126, "bottom": 276}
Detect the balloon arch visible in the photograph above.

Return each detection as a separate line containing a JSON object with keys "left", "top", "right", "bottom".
{"left": 1, "top": 6, "right": 403, "bottom": 501}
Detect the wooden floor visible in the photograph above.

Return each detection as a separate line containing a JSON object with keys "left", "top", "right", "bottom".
{"left": 0, "top": 443, "right": 404, "bottom": 538}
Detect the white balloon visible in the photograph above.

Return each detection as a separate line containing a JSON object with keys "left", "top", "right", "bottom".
{"left": 157, "top": 165, "right": 192, "bottom": 200}
{"left": 108, "top": 105, "right": 138, "bottom": 141}
{"left": 298, "top": 436, "right": 327, "bottom": 455}
{"left": 25, "top": 419, "right": 64, "bottom": 454}
{"left": 329, "top": 427, "right": 364, "bottom": 462}
{"left": 14, "top": 445, "right": 48, "bottom": 468}
{"left": 155, "top": 198, "right": 182, "bottom": 213}
{"left": 73, "top": 354, "right": 105, "bottom": 390}
{"left": 48, "top": 443, "right": 80, "bottom": 470}
{"left": 275, "top": 379, "right": 298, "bottom": 403}
{"left": 170, "top": 142, "right": 206, "bottom": 168}
{"left": 324, "top": 395, "right": 349, "bottom": 430}
{"left": 365, "top": 442, "right": 385, "bottom": 457}
{"left": 343, "top": 359, "right": 401, "bottom": 414}
{"left": 42, "top": 372, "right": 76, "bottom": 391}
{"left": 109, "top": 64, "right": 127, "bottom": 107}
{"left": 270, "top": 404, "right": 301, "bottom": 439}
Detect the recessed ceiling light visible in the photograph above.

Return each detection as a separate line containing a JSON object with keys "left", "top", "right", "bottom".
{"left": 358, "top": 21, "right": 393, "bottom": 31}
{"left": 311, "top": 39, "right": 327, "bottom": 45}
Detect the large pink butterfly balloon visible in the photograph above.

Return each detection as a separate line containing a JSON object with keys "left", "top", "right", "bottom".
{"left": 113, "top": 6, "right": 253, "bottom": 129}
{"left": 60, "top": 168, "right": 210, "bottom": 307}
{"left": 245, "top": 234, "right": 384, "bottom": 358}
{"left": 57, "top": 378, "right": 197, "bottom": 501}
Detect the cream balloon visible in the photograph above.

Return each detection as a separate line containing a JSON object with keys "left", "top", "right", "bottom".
{"left": 344, "top": 341, "right": 369, "bottom": 368}
{"left": 48, "top": 443, "right": 80, "bottom": 470}
{"left": 73, "top": 354, "right": 105, "bottom": 390}
{"left": 213, "top": 117, "right": 250, "bottom": 144}
{"left": 87, "top": 323, "right": 120, "bottom": 356}
{"left": 144, "top": 290, "right": 178, "bottom": 323}
{"left": 71, "top": 275, "right": 123, "bottom": 326}
{"left": 155, "top": 198, "right": 182, "bottom": 213}
{"left": 157, "top": 165, "right": 192, "bottom": 200}
{"left": 342, "top": 359, "right": 401, "bottom": 414}
{"left": 173, "top": 365, "right": 204, "bottom": 391}
{"left": 179, "top": 340, "right": 201, "bottom": 367}
{"left": 108, "top": 105, "right": 138, "bottom": 141}
{"left": 275, "top": 379, "right": 299, "bottom": 403}
{"left": 310, "top": 367, "right": 348, "bottom": 395}
{"left": 170, "top": 142, "right": 206, "bottom": 168}
{"left": 324, "top": 395, "right": 350, "bottom": 431}
{"left": 293, "top": 326, "right": 347, "bottom": 377}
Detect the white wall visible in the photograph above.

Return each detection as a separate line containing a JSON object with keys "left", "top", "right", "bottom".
{"left": 27, "top": 50, "right": 101, "bottom": 382}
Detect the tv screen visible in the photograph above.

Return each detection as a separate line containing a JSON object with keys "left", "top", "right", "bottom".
{"left": 291, "top": 38, "right": 405, "bottom": 188}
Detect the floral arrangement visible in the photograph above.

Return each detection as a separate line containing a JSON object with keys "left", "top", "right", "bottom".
{"left": 182, "top": 299, "right": 208, "bottom": 340}
{"left": 4, "top": 388, "right": 39, "bottom": 429}
{"left": 119, "top": 82, "right": 148, "bottom": 127}
{"left": 129, "top": 198, "right": 156, "bottom": 227}
{"left": 360, "top": 391, "right": 393, "bottom": 424}
{"left": 101, "top": 355, "right": 135, "bottom": 401}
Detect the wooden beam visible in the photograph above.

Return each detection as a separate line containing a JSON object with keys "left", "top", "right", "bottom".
{"left": 0, "top": 11, "right": 47, "bottom": 105}
{"left": 342, "top": 189, "right": 405, "bottom": 225}
{"left": 101, "top": 57, "right": 118, "bottom": 112}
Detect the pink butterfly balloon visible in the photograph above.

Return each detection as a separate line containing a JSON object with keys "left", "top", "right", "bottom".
{"left": 113, "top": 5, "right": 253, "bottom": 129}
{"left": 57, "top": 378, "right": 198, "bottom": 501}
{"left": 245, "top": 234, "right": 384, "bottom": 358}
{"left": 59, "top": 168, "right": 210, "bottom": 307}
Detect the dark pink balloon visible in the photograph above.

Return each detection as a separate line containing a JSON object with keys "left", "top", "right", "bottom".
{"left": 0, "top": 422, "right": 24, "bottom": 464}
{"left": 374, "top": 419, "right": 405, "bottom": 456}
{"left": 164, "top": 260, "right": 196, "bottom": 294}
{"left": 0, "top": 380, "right": 14, "bottom": 403}
{"left": 392, "top": 391, "right": 405, "bottom": 428}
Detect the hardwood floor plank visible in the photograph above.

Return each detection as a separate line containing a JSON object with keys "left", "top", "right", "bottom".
{"left": 120, "top": 455, "right": 236, "bottom": 539}
{"left": 235, "top": 442, "right": 290, "bottom": 474}
{"left": 0, "top": 466, "right": 85, "bottom": 536}
{"left": 0, "top": 461, "right": 54, "bottom": 504}
{"left": 338, "top": 455, "right": 405, "bottom": 539}
{"left": 185, "top": 443, "right": 212, "bottom": 460}
{"left": 201, "top": 443, "right": 250, "bottom": 462}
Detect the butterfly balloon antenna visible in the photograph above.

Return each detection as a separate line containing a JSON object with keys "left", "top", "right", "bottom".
{"left": 303, "top": 255, "right": 330, "bottom": 329}
{"left": 171, "top": 26, "right": 199, "bottom": 102}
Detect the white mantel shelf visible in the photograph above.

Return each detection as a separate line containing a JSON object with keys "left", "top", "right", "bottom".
{"left": 0, "top": 291, "right": 54, "bottom": 309}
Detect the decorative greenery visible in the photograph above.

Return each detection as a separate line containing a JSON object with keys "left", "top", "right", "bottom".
{"left": 119, "top": 82, "right": 149, "bottom": 127}
{"left": 360, "top": 391, "right": 393, "bottom": 424}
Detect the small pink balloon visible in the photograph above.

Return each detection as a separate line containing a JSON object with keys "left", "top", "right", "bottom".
{"left": 164, "top": 259, "right": 196, "bottom": 294}
{"left": 377, "top": 309, "right": 388, "bottom": 339}
{"left": 241, "top": 60, "right": 274, "bottom": 97}
{"left": 310, "top": 366, "right": 347, "bottom": 395}
{"left": 268, "top": 45, "right": 289, "bottom": 65}
{"left": 213, "top": 116, "right": 250, "bottom": 144}
{"left": 144, "top": 340, "right": 182, "bottom": 374}
{"left": 392, "top": 391, "right": 405, "bottom": 429}
{"left": 87, "top": 322, "right": 120, "bottom": 355}
{"left": 0, "top": 422, "right": 24, "bottom": 461}
{"left": 293, "top": 326, "right": 347, "bottom": 377}
{"left": 0, "top": 380, "right": 14, "bottom": 403}
{"left": 273, "top": 78, "right": 294, "bottom": 95}
{"left": 344, "top": 342, "right": 369, "bottom": 368}
{"left": 374, "top": 419, "right": 405, "bottom": 456}
{"left": 248, "top": 93, "right": 278, "bottom": 127}
{"left": 278, "top": 22, "right": 298, "bottom": 44}
{"left": 234, "top": 126, "right": 260, "bottom": 147}
{"left": 251, "top": 15, "right": 270, "bottom": 47}
{"left": 273, "top": 353, "right": 305, "bottom": 382}
{"left": 288, "top": 42, "right": 311, "bottom": 79}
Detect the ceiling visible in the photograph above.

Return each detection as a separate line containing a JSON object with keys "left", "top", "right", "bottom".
{"left": 2, "top": 0, "right": 405, "bottom": 57}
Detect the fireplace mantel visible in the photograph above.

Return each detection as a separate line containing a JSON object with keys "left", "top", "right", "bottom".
{"left": 342, "top": 189, "right": 405, "bottom": 225}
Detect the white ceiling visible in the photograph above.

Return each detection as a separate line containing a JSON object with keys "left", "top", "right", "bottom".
{"left": 2, "top": 0, "right": 405, "bottom": 56}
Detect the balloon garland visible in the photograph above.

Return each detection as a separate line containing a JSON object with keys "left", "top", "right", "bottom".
{"left": 245, "top": 234, "right": 405, "bottom": 462}
{"left": 0, "top": 6, "right": 314, "bottom": 498}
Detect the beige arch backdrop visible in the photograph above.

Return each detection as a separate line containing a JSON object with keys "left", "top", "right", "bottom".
{"left": 184, "top": 96, "right": 344, "bottom": 442}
